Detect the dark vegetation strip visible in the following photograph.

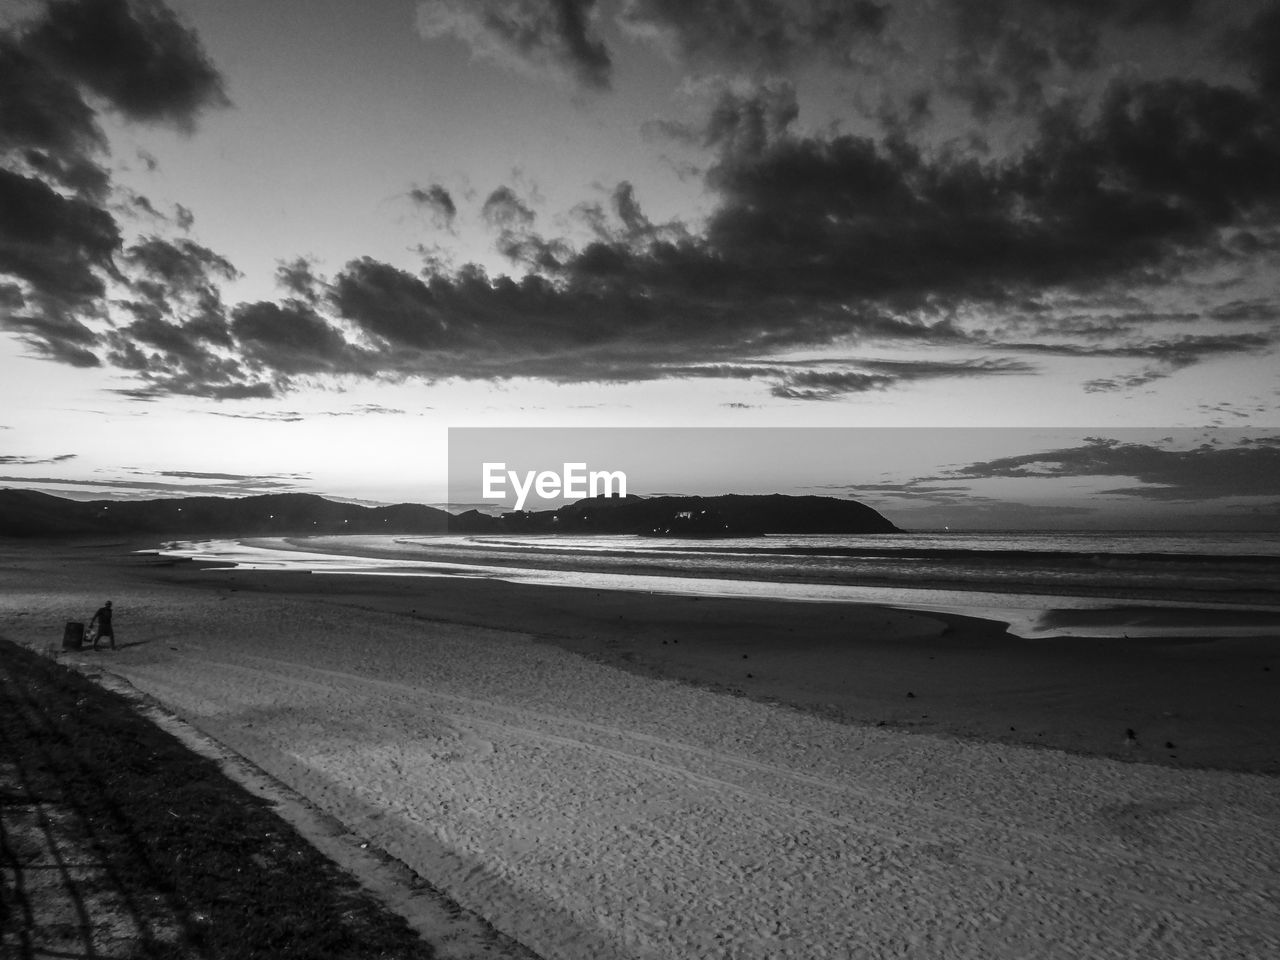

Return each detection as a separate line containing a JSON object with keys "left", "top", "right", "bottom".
{"left": 0, "top": 636, "right": 435, "bottom": 959}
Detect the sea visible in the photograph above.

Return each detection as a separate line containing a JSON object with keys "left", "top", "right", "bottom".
{"left": 157, "top": 530, "right": 1280, "bottom": 640}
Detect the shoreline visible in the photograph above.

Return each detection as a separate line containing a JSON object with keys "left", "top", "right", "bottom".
{"left": 162, "top": 535, "right": 1280, "bottom": 639}
{"left": 133, "top": 544, "right": 1280, "bottom": 775}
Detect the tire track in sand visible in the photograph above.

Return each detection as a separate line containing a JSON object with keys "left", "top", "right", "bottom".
{"left": 175, "top": 650, "right": 1280, "bottom": 944}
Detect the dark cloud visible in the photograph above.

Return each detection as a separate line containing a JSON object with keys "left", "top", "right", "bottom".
{"left": 408, "top": 183, "right": 458, "bottom": 229}
{"left": 1082, "top": 371, "right": 1162, "bottom": 393}
{"left": 6, "top": 1, "right": 1277, "bottom": 405}
{"left": 339, "top": 403, "right": 407, "bottom": 416}
{"left": 942, "top": 0, "right": 1207, "bottom": 119}
{"left": 953, "top": 437, "right": 1280, "bottom": 500}
{"left": 416, "top": 0, "right": 612, "bottom": 90}
{"left": 330, "top": 258, "right": 450, "bottom": 350}
{"left": 231, "top": 300, "right": 372, "bottom": 378}
{"left": 0, "top": 453, "right": 76, "bottom": 465}
{"left": 993, "top": 331, "right": 1275, "bottom": 391}
{"left": 1, "top": 0, "right": 231, "bottom": 374}
{"left": 993, "top": 332, "right": 1274, "bottom": 362}
{"left": 1231, "top": 1, "right": 1280, "bottom": 96}
{"left": 770, "top": 370, "right": 895, "bottom": 401}
{"left": 0, "top": 39, "right": 105, "bottom": 168}
{"left": 765, "top": 357, "right": 1033, "bottom": 400}
{"left": 274, "top": 257, "right": 326, "bottom": 305}
{"left": 157, "top": 470, "right": 305, "bottom": 484}
{"left": 27, "top": 0, "right": 229, "bottom": 129}
{"left": 701, "top": 81, "right": 798, "bottom": 158}
{"left": 619, "top": 0, "right": 888, "bottom": 73}
{"left": 124, "top": 236, "right": 237, "bottom": 297}
{"left": 0, "top": 472, "right": 306, "bottom": 497}
{"left": 1209, "top": 299, "right": 1278, "bottom": 322}
{"left": 1197, "top": 401, "right": 1254, "bottom": 422}
{"left": 0, "top": 168, "right": 120, "bottom": 304}
{"left": 287, "top": 248, "right": 1028, "bottom": 395}
{"left": 697, "top": 74, "right": 1280, "bottom": 309}
{"left": 111, "top": 378, "right": 275, "bottom": 402}
{"left": 105, "top": 241, "right": 270, "bottom": 399}
{"left": 203, "top": 404, "right": 409, "bottom": 422}
{"left": 2, "top": 296, "right": 102, "bottom": 367}
{"left": 205, "top": 410, "right": 307, "bottom": 422}
{"left": 100, "top": 237, "right": 239, "bottom": 381}
{"left": 477, "top": 187, "right": 572, "bottom": 269}
{"left": 573, "top": 181, "right": 688, "bottom": 251}
{"left": 480, "top": 185, "right": 536, "bottom": 229}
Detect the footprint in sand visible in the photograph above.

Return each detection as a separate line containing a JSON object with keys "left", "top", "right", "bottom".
{"left": 427, "top": 720, "right": 495, "bottom": 763}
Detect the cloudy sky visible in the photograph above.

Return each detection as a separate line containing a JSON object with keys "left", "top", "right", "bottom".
{"left": 1, "top": 0, "right": 1278, "bottom": 527}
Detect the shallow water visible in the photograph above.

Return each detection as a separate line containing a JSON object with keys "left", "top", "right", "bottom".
{"left": 155, "top": 533, "right": 1280, "bottom": 640}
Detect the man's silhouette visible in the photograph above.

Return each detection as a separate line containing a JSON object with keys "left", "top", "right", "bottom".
{"left": 89, "top": 600, "right": 115, "bottom": 650}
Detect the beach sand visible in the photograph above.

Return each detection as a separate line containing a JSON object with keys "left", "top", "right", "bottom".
{"left": 2, "top": 540, "right": 1278, "bottom": 958}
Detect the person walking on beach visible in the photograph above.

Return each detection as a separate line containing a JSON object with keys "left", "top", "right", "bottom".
{"left": 89, "top": 600, "right": 115, "bottom": 651}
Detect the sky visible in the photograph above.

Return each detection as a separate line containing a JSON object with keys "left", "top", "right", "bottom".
{"left": 1, "top": 0, "right": 1278, "bottom": 529}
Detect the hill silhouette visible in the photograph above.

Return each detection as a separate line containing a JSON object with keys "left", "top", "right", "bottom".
{"left": 0, "top": 489, "right": 897, "bottom": 538}
{"left": 501, "top": 493, "right": 898, "bottom": 536}
{"left": 0, "top": 490, "right": 451, "bottom": 538}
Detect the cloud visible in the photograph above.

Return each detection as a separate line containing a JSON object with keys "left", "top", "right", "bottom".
{"left": 2, "top": 296, "right": 103, "bottom": 367}
{"left": 156, "top": 469, "right": 307, "bottom": 485}
{"left": 992, "top": 331, "right": 1276, "bottom": 391}
{"left": 408, "top": 183, "right": 458, "bottom": 229}
{"left": 764, "top": 357, "right": 1033, "bottom": 400}
{"left": 124, "top": 236, "right": 237, "bottom": 294}
{"left": 111, "top": 379, "right": 274, "bottom": 401}
{"left": 480, "top": 185, "right": 536, "bottom": 229}
{"left": 231, "top": 300, "right": 373, "bottom": 378}
{"left": 1230, "top": 0, "right": 1280, "bottom": 96}
{"left": 0, "top": 168, "right": 120, "bottom": 305}
{"left": 0, "top": 37, "right": 106, "bottom": 183}
{"left": 204, "top": 411, "right": 305, "bottom": 421}
{"left": 697, "top": 75, "right": 1280, "bottom": 308}
{"left": 331, "top": 403, "right": 407, "bottom": 416}
{"left": 416, "top": 0, "right": 612, "bottom": 90}
{"left": 0, "top": 453, "right": 76, "bottom": 465}
{"left": 0, "top": 470, "right": 307, "bottom": 498}
{"left": 618, "top": 0, "right": 888, "bottom": 74}
{"left": 8, "top": 1, "right": 1280, "bottom": 405}
{"left": 202, "top": 404, "right": 409, "bottom": 422}
{"left": 940, "top": 0, "right": 1206, "bottom": 120}
{"left": 1082, "top": 372, "right": 1163, "bottom": 393}
{"left": 769, "top": 370, "right": 895, "bottom": 401}
{"left": 93, "top": 236, "right": 246, "bottom": 391}
{"left": 1, "top": 0, "right": 230, "bottom": 370}
{"left": 26, "top": 0, "right": 229, "bottom": 129}
{"left": 274, "top": 257, "right": 326, "bottom": 305}
{"left": 1209, "top": 299, "right": 1278, "bottom": 322}
{"left": 952, "top": 437, "right": 1280, "bottom": 501}
{"left": 574, "top": 181, "right": 688, "bottom": 247}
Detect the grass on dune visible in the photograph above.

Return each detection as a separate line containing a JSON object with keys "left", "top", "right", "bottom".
{"left": 0, "top": 636, "right": 436, "bottom": 959}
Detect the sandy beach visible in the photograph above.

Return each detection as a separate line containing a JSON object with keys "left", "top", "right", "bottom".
{"left": 2, "top": 540, "right": 1278, "bottom": 959}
